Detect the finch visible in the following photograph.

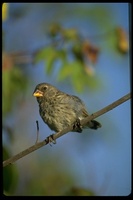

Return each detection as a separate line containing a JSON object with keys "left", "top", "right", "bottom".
{"left": 33, "top": 83, "right": 101, "bottom": 133}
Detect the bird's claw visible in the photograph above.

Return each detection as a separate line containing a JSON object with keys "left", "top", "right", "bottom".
{"left": 73, "top": 118, "right": 82, "bottom": 133}
{"left": 46, "top": 134, "right": 56, "bottom": 146}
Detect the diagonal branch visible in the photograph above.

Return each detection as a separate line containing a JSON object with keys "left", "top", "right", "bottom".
{"left": 3, "top": 93, "right": 131, "bottom": 168}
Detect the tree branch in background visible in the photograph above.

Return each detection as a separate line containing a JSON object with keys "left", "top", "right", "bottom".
{"left": 3, "top": 93, "right": 131, "bottom": 168}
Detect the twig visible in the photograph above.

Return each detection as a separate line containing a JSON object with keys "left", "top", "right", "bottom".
{"left": 3, "top": 93, "right": 131, "bottom": 168}
{"left": 35, "top": 120, "right": 39, "bottom": 144}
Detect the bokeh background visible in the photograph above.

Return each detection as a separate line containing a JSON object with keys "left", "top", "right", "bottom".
{"left": 2, "top": 3, "right": 131, "bottom": 196}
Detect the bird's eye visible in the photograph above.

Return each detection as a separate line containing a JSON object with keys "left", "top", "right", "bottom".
{"left": 43, "top": 86, "right": 48, "bottom": 91}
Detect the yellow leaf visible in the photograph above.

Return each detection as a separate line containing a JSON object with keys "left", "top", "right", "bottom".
{"left": 116, "top": 27, "right": 129, "bottom": 54}
{"left": 2, "top": 3, "right": 9, "bottom": 21}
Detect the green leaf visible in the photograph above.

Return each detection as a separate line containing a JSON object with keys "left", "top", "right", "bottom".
{"left": 34, "top": 47, "right": 55, "bottom": 64}
{"left": 57, "top": 60, "right": 81, "bottom": 81}
{"left": 57, "top": 60, "right": 102, "bottom": 93}
{"left": 62, "top": 28, "right": 78, "bottom": 40}
{"left": 70, "top": 61, "right": 86, "bottom": 92}
{"left": 45, "top": 49, "right": 67, "bottom": 75}
{"left": 34, "top": 47, "right": 67, "bottom": 75}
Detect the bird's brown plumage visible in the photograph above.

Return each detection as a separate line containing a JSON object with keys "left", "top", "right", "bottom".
{"left": 33, "top": 83, "right": 101, "bottom": 132}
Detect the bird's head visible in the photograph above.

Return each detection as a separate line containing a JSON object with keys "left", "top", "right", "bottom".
{"left": 33, "top": 83, "right": 58, "bottom": 100}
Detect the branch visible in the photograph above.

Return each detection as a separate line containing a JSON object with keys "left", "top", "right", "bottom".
{"left": 3, "top": 93, "right": 131, "bottom": 168}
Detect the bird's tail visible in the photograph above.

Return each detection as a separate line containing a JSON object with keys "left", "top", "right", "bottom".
{"left": 87, "top": 120, "right": 102, "bottom": 130}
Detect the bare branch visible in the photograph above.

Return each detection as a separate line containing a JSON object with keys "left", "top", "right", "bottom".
{"left": 3, "top": 93, "right": 131, "bottom": 168}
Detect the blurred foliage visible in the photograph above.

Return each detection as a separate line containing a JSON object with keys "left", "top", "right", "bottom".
{"left": 24, "top": 159, "right": 77, "bottom": 196}
{"left": 3, "top": 147, "right": 18, "bottom": 195}
{"left": 2, "top": 53, "right": 28, "bottom": 117}
{"left": 12, "top": 154, "right": 96, "bottom": 196}
{"left": 2, "top": 59, "right": 28, "bottom": 194}
{"left": 34, "top": 23, "right": 128, "bottom": 92}
{"left": 2, "top": 41, "right": 29, "bottom": 196}
{"left": 23, "top": 155, "right": 96, "bottom": 196}
{"left": 34, "top": 23, "right": 103, "bottom": 92}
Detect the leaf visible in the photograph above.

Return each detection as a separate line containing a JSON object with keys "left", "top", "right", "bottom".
{"left": 62, "top": 28, "right": 78, "bottom": 40}
{"left": 48, "top": 23, "right": 62, "bottom": 37}
{"left": 82, "top": 41, "right": 100, "bottom": 64}
{"left": 34, "top": 47, "right": 54, "bottom": 64}
{"left": 69, "top": 61, "right": 85, "bottom": 92}
{"left": 57, "top": 62, "right": 75, "bottom": 81}
{"left": 34, "top": 46, "right": 67, "bottom": 75}
{"left": 45, "top": 49, "right": 67, "bottom": 75}
{"left": 57, "top": 60, "right": 101, "bottom": 93}
{"left": 2, "top": 3, "right": 9, "bottom": 21}
{"left": 72, "top": 43, "right": 84, "bottom": 62}
{"left": 115, "top": 27, "right": 129, "bottom": 54}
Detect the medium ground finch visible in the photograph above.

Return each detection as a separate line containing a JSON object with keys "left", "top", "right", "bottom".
{"left": 33, "top": 83, "right": 101, "bottom": 133}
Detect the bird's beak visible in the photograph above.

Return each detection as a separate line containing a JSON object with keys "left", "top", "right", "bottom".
{"left": 33, "top": 89, "right": 43, "bottom": 97}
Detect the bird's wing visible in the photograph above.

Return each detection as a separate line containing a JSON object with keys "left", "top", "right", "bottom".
{"left": 59, "top": 94, "right": 89, "bottom": 117}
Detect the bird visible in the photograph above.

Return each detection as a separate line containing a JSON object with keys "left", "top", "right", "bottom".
{"left": 33, "top": 83, "right": 101, "bottom": 134}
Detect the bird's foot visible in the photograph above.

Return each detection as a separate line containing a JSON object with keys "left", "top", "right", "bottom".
{"left": 46, "top": 134, "right": 56, "bottom": 146}
{"left": 73, "top": 118, "right": 82, "bottom": 133}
